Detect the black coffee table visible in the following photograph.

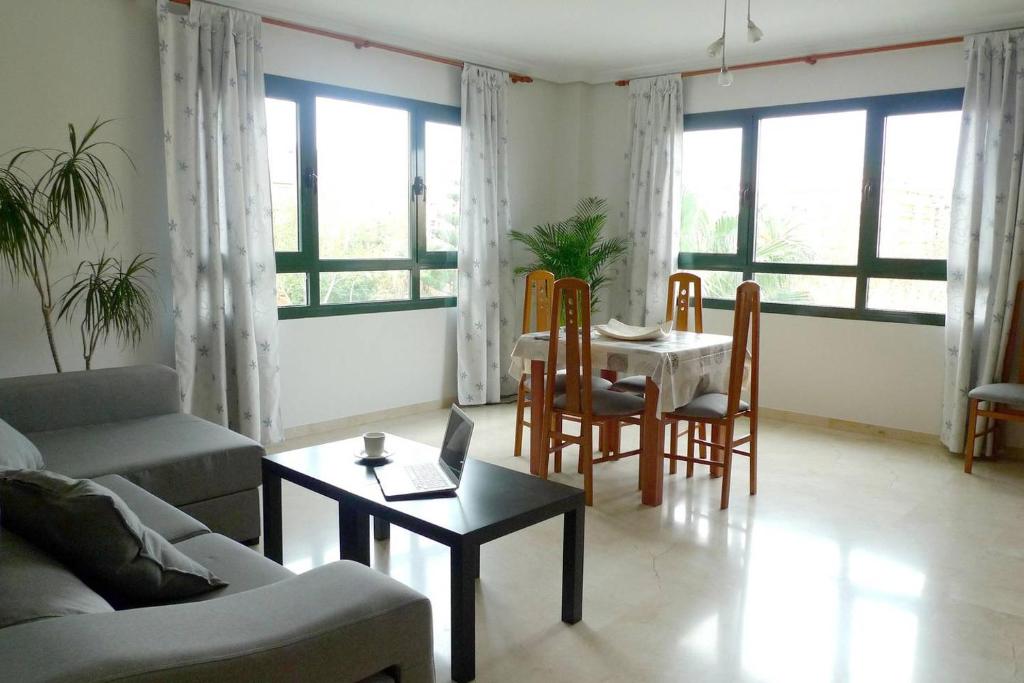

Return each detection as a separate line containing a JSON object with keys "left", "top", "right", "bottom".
{"left": 262, "top": 434, "right": 586, "bottom": 682}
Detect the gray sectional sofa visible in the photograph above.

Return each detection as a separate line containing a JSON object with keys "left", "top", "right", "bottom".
{"left": 0, "top": 365, "right": 263, "bottom": 543}
{"left": 0, "top": 365, "right": 435, "bottom": 682}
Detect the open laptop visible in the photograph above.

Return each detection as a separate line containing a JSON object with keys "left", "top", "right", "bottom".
{"left": 374, "top": 405, "right": 474, "bottom": 500}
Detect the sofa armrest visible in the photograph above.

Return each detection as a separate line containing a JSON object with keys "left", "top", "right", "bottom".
{"left": 0, "top": 365, "right": 180, "bottom": 433}
{"left": 0, "top": 561, "right": 434, "bottom": 683}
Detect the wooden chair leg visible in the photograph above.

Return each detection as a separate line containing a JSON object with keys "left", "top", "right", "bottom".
{"left": 582, "top": 420, "right": 594, "bottom": 506}
{"left": 697, "top": 423, "right": 708, "bottom": 471}
{"left": 551, "top": 414, "right": 563, "bottom": 473}
{"left": 720, "top": 421, "right": 735, "bottom": 510}
{"left": 964, "top": 399, "right": 980, "bottom": 474}
{"left": 598, "top": 422, "right": 609, "bottom": 457}
{"left": 749, "top": 415, "right": 758, "bottom": 495}
{"left": 686, "top": 422, "right": 695, "bottom": 478}
{"left": 513, "top": 382, "right": 527, "bottom": 458}
{"left": 539, "top": 408, "right": 554, "bottom": 480}
{"left": 669, "top": 421, "right": 679, "bottom": 475}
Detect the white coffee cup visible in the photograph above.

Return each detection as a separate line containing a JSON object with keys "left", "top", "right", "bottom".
{"left": 363, "top": 432, "right": 386, "bottom": 458}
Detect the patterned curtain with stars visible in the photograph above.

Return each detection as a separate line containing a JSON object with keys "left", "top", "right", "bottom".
{"left": 156, "top": 0, "right": 282, "bottom": 443}
{"left": 622, "top": 75, "right": 683, "bottom": 326}
{"left": 456, "top": 65, "right": 516, "bottom": 405}
{"left": 942, "top": 29, "right": 1024, "bottom": 453}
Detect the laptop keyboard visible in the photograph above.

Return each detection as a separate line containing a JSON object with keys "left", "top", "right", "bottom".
{"left": 407, "top": 462, "right": 449, "bottom": 490}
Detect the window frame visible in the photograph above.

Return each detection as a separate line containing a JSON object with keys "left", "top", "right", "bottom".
{"left": 680, "top": 88, "right": 963, "bottom": 326}
{"left": 266, "top": 74, "right": 460, "bottom": 319}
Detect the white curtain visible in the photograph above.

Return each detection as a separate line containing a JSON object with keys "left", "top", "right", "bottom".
{"left": 941, "top": 29, "right": 1024, "bottom": 453}
{"left": 156, "top": 0, "right": 282, "bottom": 443}
{"left": 622, "top": 75, "right": 684, "bottom": 325}
{"left": 456, "top": 65, "right": 516, "bottom": 405}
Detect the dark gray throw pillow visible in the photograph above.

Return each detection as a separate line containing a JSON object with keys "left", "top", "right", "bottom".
{"left": 0, "top": 470, "right": 226, "bottom": 603}
{"left": 0, "top": 417, "right": 43, "bottom": 471}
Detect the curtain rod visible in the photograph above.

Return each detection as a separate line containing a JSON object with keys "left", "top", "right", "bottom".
{"left": 167, "top": 0, "right": 534, "bottom": 83}
{"left": 613, "top": 36, "right": 963, "bottom": 86}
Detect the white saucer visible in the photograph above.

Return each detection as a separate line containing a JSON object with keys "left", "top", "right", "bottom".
{"left": 355, "top": 450, "right": 392, "bottom": 464}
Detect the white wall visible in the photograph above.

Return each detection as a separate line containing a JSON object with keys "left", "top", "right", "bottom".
{"left": 574, "top": 43, "right": 965, "bottom": 435}
{"left": 0, "top": 0, "right": 173, "bottom": 378}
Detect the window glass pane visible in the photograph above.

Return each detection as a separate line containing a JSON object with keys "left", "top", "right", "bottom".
{"left": 425, "top": 122, "right": 461, "bottom": 252}
{"left": 687, "top": 270, "right": 743, "bottom": 300}
{"left": 316, "top": 97, "right": 410, "bottom": 259}
{"left": 420, "top": 268, "right": 457, "bottom": 298}
{"left": 755, "top": 273, "right": 856, "bottom": 308}
{"left": 276, "top": 273, "right": 307, "bottom": 307}
{"left": 867, "top": 278, "right": 945, "bottom": 314}
{"left": 319, "top": 271, "right": 410, "bottom": 304}
{"left": 877, "top": 111, "right": 960, "bottom": 260}
{"left": 266, "top": 98, "right": 299, "bottom": 252}
{"left": 755, "top": 111, "right": 866, "bottom": 265}
{"left": 681, "top": 128, "right": 742, "bottom": 254}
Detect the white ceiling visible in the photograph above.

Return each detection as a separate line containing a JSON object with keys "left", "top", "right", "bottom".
{"left": 228, "top": 0, "right": 1024, "bottom": 83}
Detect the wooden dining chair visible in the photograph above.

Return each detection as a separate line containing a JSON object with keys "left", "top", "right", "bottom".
{"left": 662, "top": 281, "right": 760, "bottom": 510}
{"left": 540, "top": 278, "right": 646, "bottom": 506}
{"left": 964, "top": 280, "right": 1024, "bottom": 473}
{"left": 610, "top": 271, "right": 707, "bottom": 471}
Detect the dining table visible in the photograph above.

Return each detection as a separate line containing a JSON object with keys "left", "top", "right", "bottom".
{"left": 509, "top": 327, "right": 738, "bottom": 506}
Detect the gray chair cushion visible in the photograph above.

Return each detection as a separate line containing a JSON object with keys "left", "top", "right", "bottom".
{"left": 554, "top": 389, "right": 646, "bottom": 417}
{"left": 27, "top": 413, "right": 263, "bottom": 507}
{"left": 93, "top": 474, "right": 210, "bottom": 544}
{"left": 0, "top": 529, "right": 114, "bottom": 628}
{"left": 172, "top": 532, "right": 293, "bottom": 603}
{"left": 525, "top": 373, "right": 612, "bottom": 395}
{"left": 0, "top": 417, "right": 43, "bottom": 471}
{"left": 0, "top": 470, "right": 226, "bottom": 605}
{"left": 968, "top": 382, "right": 1024, "bottom": 405}
{"left": 670, "top": 393, "right": 750, "bottom": 419}
{"left": 609, "top": 375, "right": 647, "bottom": 395}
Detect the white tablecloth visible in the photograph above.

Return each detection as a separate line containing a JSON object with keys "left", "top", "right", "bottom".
{"left": 509, "top": 329, "right": 738, "bottom": 414}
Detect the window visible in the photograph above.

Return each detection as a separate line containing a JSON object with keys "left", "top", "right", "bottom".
{"left": 679, "top": 89, "right": 962, "bottom": 325}
{"left": 266, "top": 75, "right": 460, "bottom": 318}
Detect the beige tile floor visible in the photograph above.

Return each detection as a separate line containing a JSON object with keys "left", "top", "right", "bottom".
{"left": 266, "top": 404, "right": 1024, "bottom": 683}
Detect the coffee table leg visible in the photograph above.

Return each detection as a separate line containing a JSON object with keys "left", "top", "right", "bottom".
{"left": 451, "top": 542, "right": 477, "bottom": 682}
{"left": 262, "top": 465, "right": 283, "bottom": 564}
{"left": 562, "top": 504, "right": 584, "bottom": 623}
{"left": 338, "top": 504, "right": 370, "bottom": 566}
{"left": 373, "top": 516, "right": 390, "bottom": 541}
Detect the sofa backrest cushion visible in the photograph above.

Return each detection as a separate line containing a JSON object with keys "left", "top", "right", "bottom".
{"left": 0, "top": 418, "right": 43, "bottom": 471}
{"left": 0, "top": 470, "right": 227, "bottom": 605}
{"left": 0, "top": 365, "right": 180, "bottom": 434}
{"left": 0, "top": 528, "right": 115, "bottom": 628}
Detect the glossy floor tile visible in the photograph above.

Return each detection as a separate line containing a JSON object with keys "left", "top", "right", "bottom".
{"left": 266, "top": 405, "right": 1024, "bottom": 682}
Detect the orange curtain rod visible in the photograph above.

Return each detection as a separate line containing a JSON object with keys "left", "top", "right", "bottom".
{"left": 614, "top": 36, "right": 963, "bottom": 86}
{"left": 167, "top": 0, "right": 533, "bottom": 83}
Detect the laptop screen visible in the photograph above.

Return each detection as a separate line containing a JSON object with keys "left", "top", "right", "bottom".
{"left": 439, "top": 405, "right": 474, "bottom": 481}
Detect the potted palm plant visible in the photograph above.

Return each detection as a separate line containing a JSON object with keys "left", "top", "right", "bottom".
{"left": 510, "top": 197, "right": 628, "bottom": 311}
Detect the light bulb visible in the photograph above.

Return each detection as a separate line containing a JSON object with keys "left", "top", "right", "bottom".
{"left": 706, "top": 35, "right": 725, "bottom": 58}
{"left": 718, "top": 67, "right": 734, "bottom": 87}
{"left": 747, "top": 19, "right": 764, "bottom": 43}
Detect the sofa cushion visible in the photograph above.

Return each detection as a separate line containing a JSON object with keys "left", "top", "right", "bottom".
{"left": 172, "top": 533, "right": 292, "bottom": 602}
{"left": 0, "top": 470, "right": 226, "bottom": 604}
{"left": 0, "top": 417, "right": 43, "bottom": 471}
{"left": 0, "top": 529, "right": 114, "bottom": 628}
{"left": 93, "top": 474, "right": 210, "bottom": 544}
{"left": 27, "top": 413, "right": 263, "bottom": 507}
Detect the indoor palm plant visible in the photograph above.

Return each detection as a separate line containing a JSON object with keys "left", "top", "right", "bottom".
{"left": 510, "top": 196, "right": 628, "bottom": 311}
{"left": 0, "top": 119, "right": 153, "bottom": 371}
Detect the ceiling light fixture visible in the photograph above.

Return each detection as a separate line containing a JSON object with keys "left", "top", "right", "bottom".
{"left": 714, "top": 0, "right": 733, "bottom": 86}
{"left": 747, "top": 0, "right": 764, "bottom": 43}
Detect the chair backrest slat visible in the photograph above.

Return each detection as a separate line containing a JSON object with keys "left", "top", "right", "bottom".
{"left": 545, "top": 278, "right": 592, "bottom": 417}
{"left": 727, "top": 281, "right": 760, "bottom": 416}
{"left": 665, "top": 272, "right": 704, "bottom": 332}
{"left": 522, "top": 270, "right": 556, "bottom": 334}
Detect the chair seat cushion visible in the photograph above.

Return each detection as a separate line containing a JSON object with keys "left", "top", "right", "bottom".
{"left": 525, "top": 373, "right": 612, "bottom": 395}
{"left": 93, "top": 474, "right": 210, "bottom": 544}
{"left": 609, "top": 375, "right": 647, "bottom": 395}
{"left": 26, "top": 413, "right": 263, "bottom": 507}
{"left": 968, "top": 383, "right": 1024, "bottom": 405}
{"left": 670, "top": 393, "right": 750, "bottom": 420}
{"left": 172, "top": 532, "right": 293, "bottom": 603}
{"left": 554, "top": 389, "right": 645, "bottom": 417}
